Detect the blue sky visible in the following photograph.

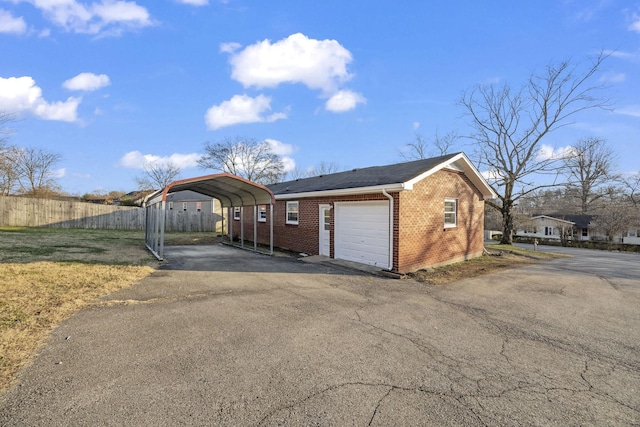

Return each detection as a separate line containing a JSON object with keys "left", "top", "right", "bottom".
{"left": 1, "top": 0, "right": 639, "bottom": 195}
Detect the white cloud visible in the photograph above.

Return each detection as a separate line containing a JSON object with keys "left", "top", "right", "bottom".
{"left": 265, "top": 138, "right": 295, "bottom": 172}
{"left": 119, "top": 151, "right": 201, "bottom": 169}
{"left": 13, "top": 0, "right": 153, "bottom": 35}
{"left": 536, "top": 144, "right": 573, "bottom": 161}
{"left": 601, "top": 49, "right": 639, "bottom": 61}
{"left": 51, "top": 168, "right": 66, "bottom": 179}
{"left": 205, "top": 94, "right": 287, "bottom": 130}
{"left": 600, "top": 72, "right": 625, "bottom": 84}
{"left": 412, "top": 122, "right": 420, "bottom": 130}
{"left": 0, "top": 76, "right": 80, "bottom": 122}
{"left": 615, "top": 105, "right": 640, "bottom": 118}
{"left": 63, "top": 72, "right": 111, "bottom": 91}
{"left": 0, "top": 9, "right": 27, "bottom": 34}
{"left": 219, "top": 42, "right": 241, "bottom": 54}
{"left": 227, "top": 33, "right": 354, "bottom": 93}
{"left": 265, "top": 138, "right": 293, "bottom": 156}
{"left": 176, "top": 0, "right": 208, "bottom": 5}
{"left": 280, "top": 156, "right": 295, "bottom": 173}
{"left": 629, "top": 13, "right": 640, "bottom": 33}
{"left": 325, "top": 90, "right": 366, "bottom": 112}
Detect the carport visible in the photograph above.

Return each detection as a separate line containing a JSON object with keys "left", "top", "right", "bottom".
{"left": 143, "top": 174, "right": 275, "bottom": 260}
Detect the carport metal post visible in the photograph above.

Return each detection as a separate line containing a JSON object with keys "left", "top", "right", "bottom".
{"left": 158, "top": 201, "right": 165, "bottom": 259}
{"left": 228, "top": 206, "right": 233, "bottom": 242}
{"left": 253, "top": 205, "right": 258, "bottom": 252}
{"left": 270, "top": 203, "right": 274, "bottom": 255}
{"left": 240, "top": 206, "right": 244, "bottom": 249}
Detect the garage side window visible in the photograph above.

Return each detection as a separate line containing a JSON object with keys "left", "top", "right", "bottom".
{"left": 286, "top": 201, "right": 299, "bottom": 225}
{"left": 233, "top": 207, "right": 240, "bottom": 220}
{"left": 444, "top": 198, "right": 457, "bottom": 228}
{"left": 258, "top": 205, "right": 267, "bottom": 222}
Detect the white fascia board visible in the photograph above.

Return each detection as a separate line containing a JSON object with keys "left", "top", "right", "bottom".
{"left": 274, "top": 183, "right": 405, "bottom": 200}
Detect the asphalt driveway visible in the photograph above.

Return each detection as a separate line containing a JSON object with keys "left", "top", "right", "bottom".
{"left": 1, "top": 244, "right": 639, "bottom": 426}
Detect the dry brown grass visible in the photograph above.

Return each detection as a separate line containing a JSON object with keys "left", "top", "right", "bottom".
{"left": 0, "top": 262, "right": 154, "bottom": 391}
{"left": 0, "top": 227, "right": 160, "bottom": 393}
{"left": 410, "top": 245, "right": 564, "bottom": 285}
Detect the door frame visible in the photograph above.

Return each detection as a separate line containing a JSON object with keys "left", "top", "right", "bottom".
{"left": 319, "top": 204, "right": 331, "bottom": 256}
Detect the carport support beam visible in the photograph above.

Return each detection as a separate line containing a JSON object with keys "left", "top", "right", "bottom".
{"left": 253, "top": 205, "right": 257, "bottom": 252}
{"left": 270, "top": 204, "right": 274, "bottom": 255}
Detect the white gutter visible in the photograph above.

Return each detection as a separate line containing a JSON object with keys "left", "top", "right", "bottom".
{"left": 382, "top": 189, "right": 394, "bottom": 271}
{"left": 275, "top": 183, "right": 405, "bottom": 200}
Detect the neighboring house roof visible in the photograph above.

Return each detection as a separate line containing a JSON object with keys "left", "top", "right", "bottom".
{"left": 269, "top": 152, "right": 496, "bottom": 200}
{"left": 532, "top": 213, "right": 595, "bottom": 229}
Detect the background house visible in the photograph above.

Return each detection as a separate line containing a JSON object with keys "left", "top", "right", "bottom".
{"left": 236, "top": 153, "right": 496, "bottom": 273}
{"left": 515, "top": 213, "right": 640, "bottom": 245}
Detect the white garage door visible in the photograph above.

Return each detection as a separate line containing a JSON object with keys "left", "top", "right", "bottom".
{"left": 334, "top": 201, "right": 390, "bottom": 268}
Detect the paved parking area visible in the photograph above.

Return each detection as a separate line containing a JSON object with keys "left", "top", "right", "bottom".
{"left": 1, "top": 244, "right": 639, "bottom": 426}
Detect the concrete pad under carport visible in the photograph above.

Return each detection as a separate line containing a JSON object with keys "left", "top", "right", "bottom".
{"left": 1, "top": 244, "right": 639, "bottom": 426}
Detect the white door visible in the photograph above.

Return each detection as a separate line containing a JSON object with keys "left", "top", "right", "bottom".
{"left": 334, "top": 201, "right": 389, "bottom": 267}
{"left": 319, "top": 204, "right": 331, "bottom": 256}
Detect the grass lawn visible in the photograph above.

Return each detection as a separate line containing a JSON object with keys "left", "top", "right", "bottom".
{"left": 0, "top": 227, "right": 561, "bottom": 394}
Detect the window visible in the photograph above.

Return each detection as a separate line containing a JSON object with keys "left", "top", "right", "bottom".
{"left": 286, "top": 201, "right": 299, "bottom": 225}
{"left": 196, "top": 202, "right": 202, "bottom": 212}
{"left": 168, "top": 202, "right": 173, "bottom": 210}
{"left": 182, "top": 202, "right": 187, "bottom": 212}
{"left": 258, "top": 205, "right": 267, "bottom": 222}
{"left": 323, "top": 207, "right": 331, "bottom": 231}
{"left": 233, "top": 207, "right": 240, "bottom": 220}
{"left": 444, "top": 198, "right": 457, "bottom": 227}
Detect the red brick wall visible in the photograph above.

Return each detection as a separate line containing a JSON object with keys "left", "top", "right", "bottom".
{"left": 396, "top": 169, "right": 485, "bottom": 273}
{"left": 236, "top": 169, "right": 485, "bottom": 273}
{"left": 238, "top": 194, "right": 391, "bottom": 256}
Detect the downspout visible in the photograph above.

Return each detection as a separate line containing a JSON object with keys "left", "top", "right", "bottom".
{"left": 382, "top": 189, "right": 394, "bottom": 271}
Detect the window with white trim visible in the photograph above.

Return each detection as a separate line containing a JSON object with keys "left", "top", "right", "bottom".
{"left": 444, "top": 198, "right": 457, "bottom": 228}
{"left": 233, "top": 207, "right": 240, "bottom": 220}
{"left": 286, "top": 201, "right": 299, "bottom": 225}
{"left": 182, "top": 202, "right": 187, "bottom": 212}
{"left": 258, "top": 205, "right": 267, "bottom": 222}
{"left": 168, "top": 202, "right": 173, "bottom": 210}
{"left": 196, "top": 201, "right": 202, "bottom": 212}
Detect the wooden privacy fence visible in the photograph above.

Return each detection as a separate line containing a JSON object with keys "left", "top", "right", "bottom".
{"left": 0, "top": 196, "right": 222, "bottom": 232}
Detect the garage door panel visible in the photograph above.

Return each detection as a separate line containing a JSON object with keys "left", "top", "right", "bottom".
{"left": 335, "top": 201, "right": 389, "bottom": 268}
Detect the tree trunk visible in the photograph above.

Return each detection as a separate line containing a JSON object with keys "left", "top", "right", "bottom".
{"left": 500, "top": 204, "right": 514, "bottom": 245}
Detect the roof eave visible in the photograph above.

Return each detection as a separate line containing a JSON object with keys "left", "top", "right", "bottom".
{"left": 274, "top": 183, "right": 406, "bottom": 200}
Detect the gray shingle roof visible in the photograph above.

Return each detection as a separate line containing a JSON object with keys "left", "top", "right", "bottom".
{"left": 268, "top": 153, "right": 461, "bottom": 195}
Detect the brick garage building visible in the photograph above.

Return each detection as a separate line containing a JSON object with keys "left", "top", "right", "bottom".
{"left": 235, "top": 152, "right": 496, "bottom": 273}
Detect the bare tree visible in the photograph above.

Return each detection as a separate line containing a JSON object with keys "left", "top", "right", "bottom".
{"left": 0, "top": 145, "right": 21, "bottom": 195}
{"left": 198, "top": 138, "right": 285, "bottom": 184}
{"left": 0, "top": 112, "right": 18, "bottom": 195}
{"left": 620, "top": 171, "right": 640, "bottom": 208}
{"left": 0, "top": 111, "right": 14, "bottom": 146}
{"left": 460, "top": 52, "right": 609, "bottom": 244}
{"left": 135, "top": 161, "right": 181, "bottom": 190}
{"left": 400, "top": 130, "right": 460, "bottom": 161}
{"left": 287, "top": 161, "right": 343, "bottom": 180}
{"left": 563, "top": 137, "right": 617, "bottom": 214}
{"left": 591, "top": 195, "right": 638, "bottom": 249}
{"left": 13, "top": 147, "right": 63, "bottom": 196}
{"left": 306, "top": 161, "right": 342, "bottom": 177}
